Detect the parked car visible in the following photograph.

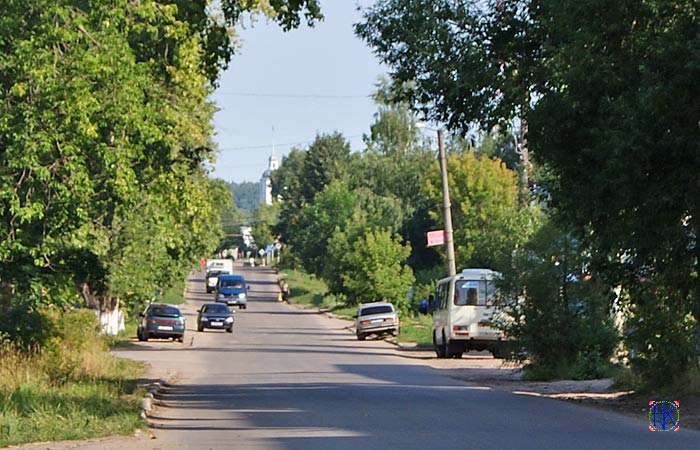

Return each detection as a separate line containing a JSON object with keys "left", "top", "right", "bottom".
{"left": 355, "top": 302, "right": 399, "bottom": 340}
{"left": 137, "top": 303, "right": 186, "bottom": 342}
{"left": 216, "top": 274, "right": 248, "bottom": 309}
{"left": 197, "top": 303, "right": 235, "bottom": 333}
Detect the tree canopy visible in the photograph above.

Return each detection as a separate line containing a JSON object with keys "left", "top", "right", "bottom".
{"left": 0, "top": 0, "right": 323, "bottom": 319}
{"left": 356, "top": 0, "right": 700, "bottom": 386}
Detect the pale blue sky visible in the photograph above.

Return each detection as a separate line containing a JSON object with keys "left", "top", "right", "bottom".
{"left": 210, "top": 0, "right": 386, "bottom": 184}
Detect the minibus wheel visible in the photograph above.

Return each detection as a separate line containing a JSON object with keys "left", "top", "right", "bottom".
{"left": 433, "top": 332, "right": 447, "bottom": 358}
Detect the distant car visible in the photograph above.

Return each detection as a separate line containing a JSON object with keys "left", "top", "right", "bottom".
{"left": 216, "top": 274, "right": 248, "bottom": 309}
{"left": 197, "top": 303, "right": 235, "bottom": 333}
{"left": 205, "top": 270, "right": 223, "bottom": 293}
{"left": 355, "top": 302, "right": 399, "bottom": 341}
{"left": 137, "top": 303, "right": 186, "bottom": 342}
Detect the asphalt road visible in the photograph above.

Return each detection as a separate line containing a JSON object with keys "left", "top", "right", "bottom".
{"left": 111, "top": 263, "right": 697, "bottom": 450}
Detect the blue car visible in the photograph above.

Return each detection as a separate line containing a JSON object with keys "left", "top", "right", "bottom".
{"left": 216, "top": 274, "right": 248, "bottom": 309}
{"left": 137, "top": 303, "right": 186, "bottom": 342}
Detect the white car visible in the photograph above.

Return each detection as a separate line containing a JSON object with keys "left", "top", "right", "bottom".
{"left": 355, "top": 302, "right": 399, "bottom": 340}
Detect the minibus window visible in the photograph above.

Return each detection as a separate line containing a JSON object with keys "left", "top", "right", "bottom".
{"left": 455, "top": 280, "right": 488, "bottom": 306}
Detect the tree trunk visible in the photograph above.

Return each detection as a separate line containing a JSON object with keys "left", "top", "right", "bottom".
{"left": 79, "top": 283, "right": 125, "bottom": 336}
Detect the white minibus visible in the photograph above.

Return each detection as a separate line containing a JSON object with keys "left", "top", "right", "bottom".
{"left": 428, "top": 268, "right": 506, "bottom": 358}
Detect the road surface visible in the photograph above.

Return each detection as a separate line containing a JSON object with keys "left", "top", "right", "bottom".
{"left": 107, "top": 263, "right": 695, "bottom": 449}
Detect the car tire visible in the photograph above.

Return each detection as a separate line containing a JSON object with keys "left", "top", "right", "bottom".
{"left": 177, "top": 335, "right": 184, "bottom": 343}
{"left": 226, "top": 327, "right": 233, "bottom": 333}
{"left": 137, "top": 328, "right": 146, "bottom": 342}
{"left": 357, "top": 333, "right": 366, "bottom": 341}
{"left": 434, "top": 332, "right": 447, "bottom": 358}
{"left": 197, "top": 325, "right": 204, "bottom": 332}
{"left": 241, "top": 305, "right": 247, "bottom": 310}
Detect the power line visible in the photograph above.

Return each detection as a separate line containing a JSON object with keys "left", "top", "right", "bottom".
{"left": 217, "top": 134, "right": 364, "bottom": 152}
{"left": 214, "top": 91, "right": 372, "bottom": 99}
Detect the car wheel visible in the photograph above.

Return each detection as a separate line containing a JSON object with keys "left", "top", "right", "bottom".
{"left": 357, "top": 333, "right": 366, "bottom": 341}
{"left": 241, "top": 305, "right": 247, "bottom": 310}
{"left": 137, "top": 328, "right": 146, "bottom": 342}
{"left": 177, "top": 335, "right": 184, "bottom": 343}
{"left": 226, "top": 326, "right": 233, "bottom": 333}
{"left": 433, "top": 332, "right": 447, "bottom": 358}
{"left": 197, "top": 325, "right": 204, "bottom": 332}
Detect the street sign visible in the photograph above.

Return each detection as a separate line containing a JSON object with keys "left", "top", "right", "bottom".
{"left": 427, "top": 230, "right": 445, "bottom": 247}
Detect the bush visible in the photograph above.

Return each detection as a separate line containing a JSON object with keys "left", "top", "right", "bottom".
{"left": 0, "top": 303, "right": 57, "bottom": 350}
{"left": 499, "top": 221, "right": 619, "bottom": 380}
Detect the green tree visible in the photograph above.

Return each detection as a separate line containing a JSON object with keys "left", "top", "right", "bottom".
{"left": 0, "top": 0, "right": 323, "bottom": 332}
{"left": 298, "top": 132, "right": 352, "bottom": 204}
{"left": 420, "top": 150, "right": 528, "bottom": 271}
{"left": 499, "top": 220, "right": 618, "bottom": 380}
{"left": 526, "top": 0, "right": 700, "bottom": 387}
{"left": 292, "top": 179, "right": 357, "bottom": 276}
{"left": 339, "top": 229, "right": 415, "bottom": 310}
{"left": 250, "top": 202, "right": 280, "bottom": 252}
{"left": 228, "top": 181, "right": 260, "bottom": 213}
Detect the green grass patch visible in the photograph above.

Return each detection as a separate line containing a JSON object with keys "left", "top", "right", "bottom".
{"left": 160, "top": 277, "right": 186, "bottom": 305}
{"left": 0, "top": 309, "right": 146, "bottom": 447}
{"left": 395, "top": 313, "right": 433, "bottom": 347}
{"left": 281, "top": 269, "right": 334, "bottom": 309}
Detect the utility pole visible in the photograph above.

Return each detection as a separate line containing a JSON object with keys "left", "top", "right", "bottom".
{"left": 437, "top": 129, "right": 457, "bottom": 277}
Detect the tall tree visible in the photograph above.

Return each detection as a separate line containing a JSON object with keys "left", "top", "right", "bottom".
{"left": 420, "top": 150, "right": 532, "bottom": 271}
{"left": 527, "top": 0, "right": 700, "bottom": 386}
{"left": 0, "top": 0, "right": 322, "bottom": 319}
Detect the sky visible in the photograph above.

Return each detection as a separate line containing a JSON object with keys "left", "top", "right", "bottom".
{"left": 210, "top": 0, "right": 387, "bottom": 184}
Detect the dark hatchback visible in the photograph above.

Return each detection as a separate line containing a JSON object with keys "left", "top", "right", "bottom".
{"left": 137, "top": 303, "right": 186, "bottom": 342}
{"left": 197, "top": 302, "right": 235, "bottom": 333}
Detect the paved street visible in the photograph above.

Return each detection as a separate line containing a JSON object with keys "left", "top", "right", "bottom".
{"left": 105, "top": 263, "right": 698, "bottom": 450}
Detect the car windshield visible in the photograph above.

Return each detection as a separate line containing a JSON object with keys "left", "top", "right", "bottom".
{"left": 220, "top": 279, "right": 244, "bottom": 288}
{"left": 149, "top": 305, "right": 180, "bottom": 317}
{"left": 202, "top": 304, "right": 229, "bottom": 314}
{"left": 360, "top": 305, "right": 393, "bottom": 316}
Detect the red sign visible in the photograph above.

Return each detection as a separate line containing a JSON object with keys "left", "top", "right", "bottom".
{"left": 426, "top": 230, "right": 445, "bottom": 247}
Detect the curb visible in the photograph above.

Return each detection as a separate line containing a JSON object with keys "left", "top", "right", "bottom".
{"left": 140, "top": 378, "right": 168, "bottom": 419}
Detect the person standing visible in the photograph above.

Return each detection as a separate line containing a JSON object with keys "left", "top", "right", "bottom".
{"left": 281, "top": 280, "right": 290, "bottom": 303}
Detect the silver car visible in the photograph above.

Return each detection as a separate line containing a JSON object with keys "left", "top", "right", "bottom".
{"left": 355, "top": 302, "right": 399, "bottom": 340}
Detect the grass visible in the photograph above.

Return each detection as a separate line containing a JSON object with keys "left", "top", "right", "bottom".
{"left": 280, "top": 266, "right": 434, "bottom": 347}
{"left": 281, "top": 269, "right": 334, "bottom": 309}
{"left": 0, "top": 309, "right": 146, "bottom": 447}
{"left": 160, "top": 277, "right": 186, "bottom": 305}
{"left": 395, "top": 313, "right": 433, "bottom": 347}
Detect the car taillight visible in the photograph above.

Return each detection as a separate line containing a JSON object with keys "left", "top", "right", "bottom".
{"left": 359, "top": 320, "right": 370, "bottom": 325}
{"left": 147, "top": 319, "right": 155, "bottom": 325}
{"left": 453, "top": 325, "right": 469, "bottom": 336}
{"left": 384, "top": 318, "right": 394, "bottom": 322}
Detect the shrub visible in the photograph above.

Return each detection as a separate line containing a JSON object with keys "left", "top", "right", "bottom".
{"left": 499, "top": 221, "right": 619, "bottom": 380}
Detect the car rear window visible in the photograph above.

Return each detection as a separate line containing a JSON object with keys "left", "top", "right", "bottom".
{"left": 203, "top": 304, "right": 229, "bottom": 314}
{"left": 360, "top": 305, "right": 394, "bottom": 316}
{"left": 150, "top": 305, "right": 181, "bottom": 317}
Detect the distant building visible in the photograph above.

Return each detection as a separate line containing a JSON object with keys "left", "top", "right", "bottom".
{"left": 259, "top": 147, "right": 278, "bottom": 205}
